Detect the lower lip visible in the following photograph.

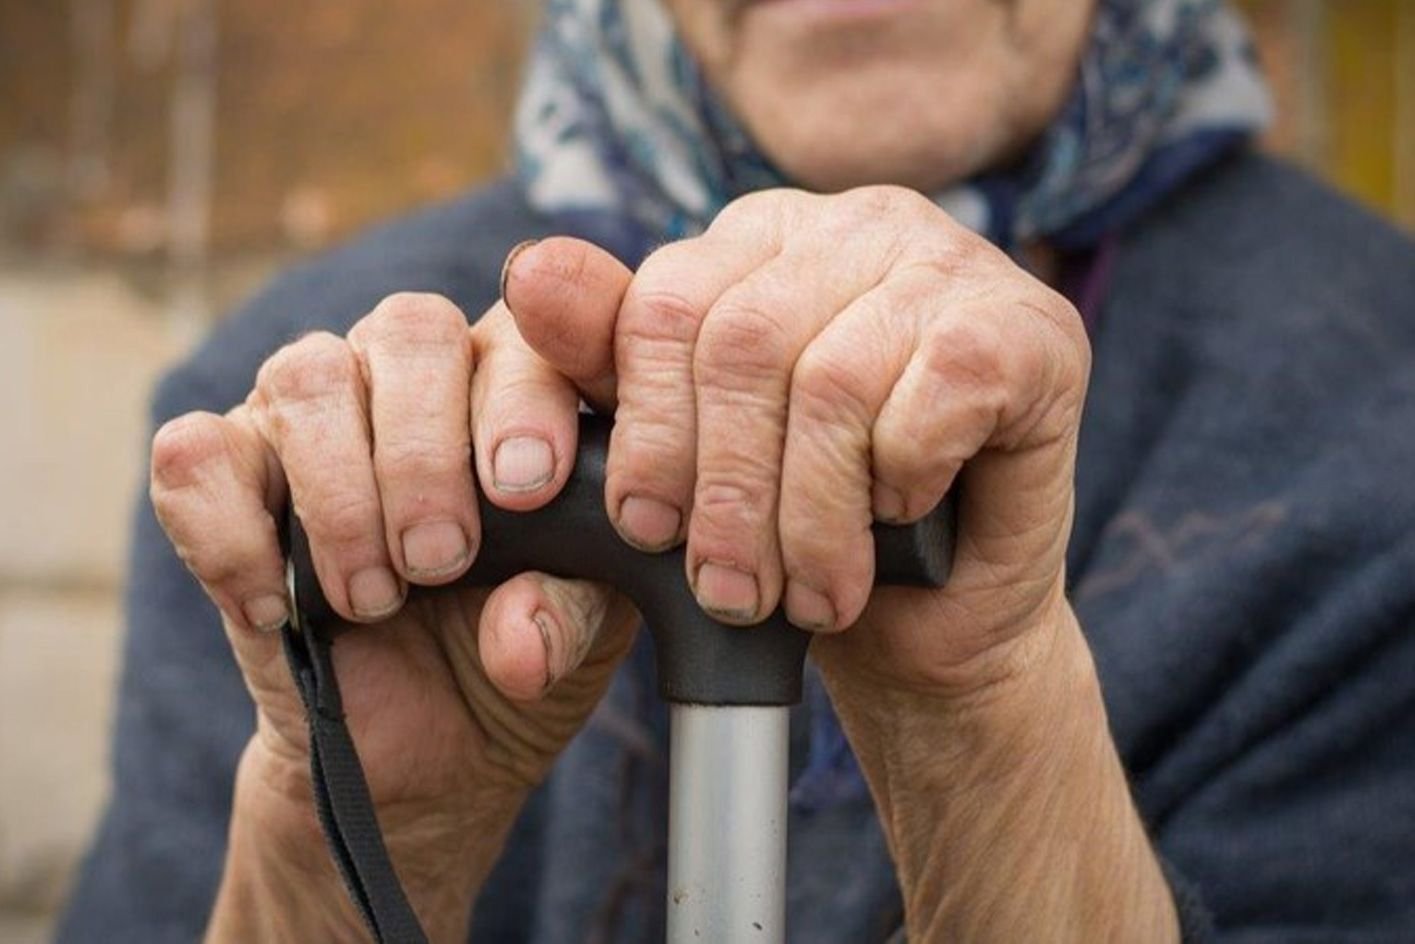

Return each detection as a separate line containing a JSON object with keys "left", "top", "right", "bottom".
{"left": 746, "top": 0, "right": 923, "bottom": 24}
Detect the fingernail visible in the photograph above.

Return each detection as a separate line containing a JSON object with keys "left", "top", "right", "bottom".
{"left": 872, "top": 482, "right": 907, "bottom": 523}
{"left": 401, "top": 521, "right": 469, "bottom": 578}
{"left": 617, "top": 494, "right": 682, "bottom": 550}
{"left": 694, "top": 561, "right": 760, "bottom": 622}
{"left": 786, "top": 581, "right": 837, "bottom": 631}
{"left": 493, "top": 436, "right": 555, "bottom": 493}
{"left": 500, "top": 238, "right": 539, "bottom": 301}
{"left": 348, "top": 566, "right": 403, "bottom": 620}
{"left": 531, "top": 609, "right": 561, "bottom": 691}
{"left": 243, "top": 594, "right": 289, "bottom": 633}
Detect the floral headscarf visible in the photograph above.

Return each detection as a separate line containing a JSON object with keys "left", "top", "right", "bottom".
{"left": 514, "top": 0, "right": 1271, "bottom": 254}
{"left": 511, "top": 0, "right": 1273, "bottom": 812}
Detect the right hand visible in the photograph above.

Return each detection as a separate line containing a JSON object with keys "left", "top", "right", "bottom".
{"left": 149, "top": 291, "right": 636, "bottom": 927}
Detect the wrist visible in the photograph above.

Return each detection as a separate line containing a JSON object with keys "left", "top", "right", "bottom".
{"left": 207, "top": 737, "right": 527, "bottom": 944}
{"left": 820, "top": 579, "right": 1080, "bottom": 724}
{"left": 823, "top": 595, "right": 1097, "bottom": 814}
{"left": 821, "top": 603, "right": 1178, "bottom": 943}
{"left": 207, "top": 742, "right": 370, "bottom": 942}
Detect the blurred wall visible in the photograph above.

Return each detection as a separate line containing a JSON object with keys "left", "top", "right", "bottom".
{"left": 1239, "top": 0, "right": 1415, "bottom": 226}
{"left": 0, "top": 3, "right": 533, "bottom": 942}
{"left": 0, "top": 2, "right": 1412, "bottom": 942}
{"left": 2, "top": 0, "right": 531, "bottom": 259}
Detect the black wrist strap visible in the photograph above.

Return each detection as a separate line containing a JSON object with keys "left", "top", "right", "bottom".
{"left": 282, "top": 621, "right": 429, "bottom": 944}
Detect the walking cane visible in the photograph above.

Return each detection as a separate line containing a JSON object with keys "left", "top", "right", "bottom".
{"left": 283, "top": 412, "right": 955, "bottom": 944}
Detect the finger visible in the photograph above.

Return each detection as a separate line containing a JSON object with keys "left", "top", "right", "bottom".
{"left": 477, "top": 572, "right": 624, "bottom": 703}
{"left": 896, "top": 296, "right": 1088, "bottom": 611}
{"left": 249, "top": 331, "right": 402, "bottom": 623}
{"left": 868, "top": 310, "right": 1015, "bottom": 525}
{"left": 500, "top": 236, "right": 631, "bottom": 410}
{"left": 685, "top": 252, "right": 859, "bottom": 623}
{"left": 610, "top": 186, "right": 901, "bottom": 561}
{"left": 605, "top": 232, "right": 775, "bottom": 553}
{"left": 150, "top": 407, "right": 289, "bottom": 636}
{"left": 348, "top": 293, "right": 479, "bottom": 585}
{"left": 470, "top": 304, "right": 582, "bottom": 510}
{"left": 778, "top": 276, "right": 922, "bottom": 631}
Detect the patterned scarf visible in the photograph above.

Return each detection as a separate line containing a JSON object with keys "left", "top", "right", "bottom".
{"left": 514, "top": 0, "right": 1272, "bottom": 254}
{"left": 512, "top": 0, "right": 1272, "bottom": 812}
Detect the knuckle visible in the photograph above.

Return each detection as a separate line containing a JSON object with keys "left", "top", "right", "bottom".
{"left": 840, "top": 184, "right": 932, "bottom": 223}
{"left": 913, "top": 228, "right": 990, "bottom": 281}
{"left": 695, "top": 300, "right": 791, "bottom": 384}
{"left": 696, "top": 477, "right": 761, "bottom": 518}
{"left": 175, "top": 536, "right": 245, "bottom": 587}
{"left": 256, "top": 332, "right": 359, "bottom": 404}
{"left": 479, "top": 369, "right": 556, "bottom": 420}
{"left": 1031, "top": 293, "right": 1092, "bottom": 381}
{"left": 376, "top": 436, "right": 470, "bottom": 487}
{"left": 1016, "top": 296, "right": 1091, "bottom": 433}
{"left": 151, "top": 412, "right": 229, "bottom": 493}
{"left": 635, "top": 238, "right": 690, "bottom": 276}
{"left": 694, "top": 458, "right": 777, "bottom": 528}
{"left": 605, "top": 415, "right": 692, "bottom": 491}
{"left": 710, "top": 187, "right": 802, "bottom": 233}
{"left": 633, "top": 238, "right": 702, "bottom": 290}
{"left": 621, "top": 284, "right": 704, "bottom": 346}
{"left": 474, "top": 312, "right": 539, "bottom": 368}
{"left": 791, "top": 346, "right": 874, "bottom": 424}
{"left": 364, "top": 292, "right": 466, "bottom": 347}
{"left": 921, "top": 320, "right": 1009, "bottom": 397}
{"left": 307, "top": 489, "right": 381, "bottom": 551}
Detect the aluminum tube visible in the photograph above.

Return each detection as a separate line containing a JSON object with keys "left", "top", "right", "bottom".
{"left": 667, "top": 704, "right": 789, "bottom": 944}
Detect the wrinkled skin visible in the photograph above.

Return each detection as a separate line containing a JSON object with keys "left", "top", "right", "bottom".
{"left": 154, "top": 1, "right": 1175, "bottom": 940}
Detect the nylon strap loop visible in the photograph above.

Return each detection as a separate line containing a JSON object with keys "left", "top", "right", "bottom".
{"left": 282, "top": 622, "right": 429, "bottom": 944}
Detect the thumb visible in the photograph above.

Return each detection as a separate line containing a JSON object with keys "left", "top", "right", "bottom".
{"left": 500, "top": 236, "right": 632, "bottom": 411}
{"left": 477, "top": 571, "right": 636, "bottom": 703}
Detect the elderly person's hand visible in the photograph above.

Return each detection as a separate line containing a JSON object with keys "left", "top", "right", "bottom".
{"left": 499, "top": 187, "right": 1179, "bottom": 942}
{"left": 508, "top": 186, "right": 1085, "bottom": 681}
{"left": 149, "top": 298, "right": 643, "bottom": 942}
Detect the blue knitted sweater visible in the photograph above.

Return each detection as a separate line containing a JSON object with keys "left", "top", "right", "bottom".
{"left": 58, "top": 152, "right": 1415, "bottom": 942}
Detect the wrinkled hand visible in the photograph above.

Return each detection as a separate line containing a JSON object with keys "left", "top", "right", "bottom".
{"left": 150, "top": 294, "right": 640, "bottom": 938}
{"left": 502, "top": 185, "right": 1090, "bottom": 701}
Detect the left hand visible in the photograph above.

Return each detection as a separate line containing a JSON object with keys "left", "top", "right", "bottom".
{"left": 500, "top": 185, "right": 1091, "bottom": 702}
{"left": 501, "top": 189, "right": 1180, "bottom": 942}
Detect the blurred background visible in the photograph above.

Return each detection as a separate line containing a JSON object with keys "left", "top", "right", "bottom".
{"left": 0, "top": 1, "right": 1411, "bottom": 940}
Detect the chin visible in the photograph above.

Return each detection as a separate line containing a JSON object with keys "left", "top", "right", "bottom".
{"left": 677, "top": 0, "right": 1091, "bottom": 193}
{"left": 720, "top": 58, "right": 1027, "bottom": 193}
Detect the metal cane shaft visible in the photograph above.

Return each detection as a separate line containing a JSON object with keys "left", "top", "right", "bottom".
{"left": 668, "top": 704, "right": 789, "bottom": 944}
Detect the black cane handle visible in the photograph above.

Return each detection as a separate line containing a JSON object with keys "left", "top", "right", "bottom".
{"left": 286, "top": 413, "right": 955, "bottom": 706}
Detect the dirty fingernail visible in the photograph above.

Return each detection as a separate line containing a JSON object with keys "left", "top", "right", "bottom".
{"left": 694, "top": 561, "right": 760, "bottom": 623}
{"left": 402, "top": 521, "right": 469, "bottom": 578}
{"left": 531, "top": 609, "right": 562, "bottom": 691}
{"left": 500, "top": 238, "right": 539, "bottom": 301}
{"left": 348, "top": 566, "right": 403, "bottom": 620}
{"left": 243, "top": 593, "right": 289, "bottom": 633}
{"left": 617, "top": 494, "right": 682, "bottom": 550}
{"left": 494, "top": 436, "right": 554, "bottom": 492}
{"left": 785, "top": 581, "right": 836, "bottom": 631}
